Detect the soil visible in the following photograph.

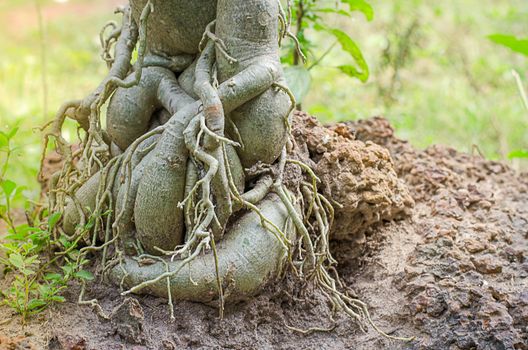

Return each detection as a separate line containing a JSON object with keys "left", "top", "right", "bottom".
{"left": 1, "top": 114, "right": 527, "bottom": 350}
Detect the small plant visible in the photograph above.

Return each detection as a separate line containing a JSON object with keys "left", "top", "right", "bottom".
{"left": 0, "top": 126, "right": 94, "bottom": 322}
{"left": 488, "top": 34, "right": 528, "bottom": 160}
{"left": 282, "top": 0, "right": 373, "bottom": 105}
{"left": 0, "top": 231, "right": 65, "bottom": 321}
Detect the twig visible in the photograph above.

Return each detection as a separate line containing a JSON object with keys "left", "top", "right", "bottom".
{"left": 512, "top": 69, "right": 528, "bottom": 113}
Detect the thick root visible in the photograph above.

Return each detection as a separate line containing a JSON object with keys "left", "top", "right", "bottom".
{"left": 106, "top": 67, "right": 169, "bottom": 150}
{"left": 114, "top": 134, "right": 161, "bottom": 253}
{"left": 215, "top": 0, "right": 291, "bottom": 168}
{"left": 229, "top": 86, "right": 291, "bottom": 168}
{"left": 110, "top": 194, "right": 294, "bottom": 303}
{"left": 49, "top": 0, "right": 415, "bottom": 342}
{"left": 133, "top": 112, "right": 196, "bottom": 254}
{"left": 73, "top": 5, "right": 138, "bottom": 130}
{"left": 107, "top": 65, "right": 196, "bottom": 151}
{"left": 133, "top": 60, "right": 282, "bottom": 254}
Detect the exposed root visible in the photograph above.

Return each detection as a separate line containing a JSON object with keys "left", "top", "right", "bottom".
{"left": 273, "top": 149, "right": 414, "bottom": 342}
{"left": 42, "top": 1, "right": 153, "bottom": 201}
{"left": 99, "top": 19, "right": 120, "bottom": 68}
{"left": 122, "top": 234, "right": 212, "bottom": 296}
{"left": 199, "top": 21, "right": 238, "bottom": 65}
{"left": 272, "top": 82, "right": 296, "bottom": 132}
{"left": 276, "top": 0, "right": 306, "bottom": 62}
{"left": 40, "top": 2, "right": 166, "bottom": 325}
{"left": 78, "top": 281, "right": 110, "bottom": 320}
{"left": 285, "top": 321, "right": 336, "bottom": 335}
{"left": 45, "top": 1, "right": 413, "bottom": 343}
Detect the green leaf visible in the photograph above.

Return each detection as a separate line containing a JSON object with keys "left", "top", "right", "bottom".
{"left": 24, "top": 255, "right": 40, "bottom": 266}
{"left": 61, "top": 264, "right": 75, "bottom": 277}
{"left": 1, "top": 242, "right": 18, "bottom": 254}
{"left": 75, "top": 270, "right": 94, "bottom": 281}
{"left": 7, "top": 127, "right": 19, "bottom": 140}
{"left": 27, "top": 299, "right": 47, "bottom": 311}
{"left": 6, "top": 225, "right": 36, "bottom": 242}
{"left": 50, "top": 295, "right": 65, "bottom": 303}
{"left": 47, "top": 212, "right": 62, "bottom": 231}
{"left": 326, "top": 28, "right": 369, "bottom": 82}
{"left": 5, "top": 232, "right": 29, "bottom": 241}
{"left": 44, "top": 273, "right": 63, "bottom": 282}
{"left": 283, "top": 65, "right": 312, "bottom": 104}
{"left": 341, "top": 0, "right": 374, "bottom": 21}
{"left": 8, "top": 253, "right": 24, "bottom": 269}
{"left": 67, "top": 249, "right": 80, "bottom": 261}
{"left": 0, "top": 132, "right": 8, "bottom": 148}
{"left": 315, "top": 8, "right": 351, "bottom": 17}
{"left": 1, "top": 179, "right": 17, "bottom": 197}
{"left": 488, "top": 34, "right": 528, "bottom": 57}
{"left": 508, "top": 149, "right": 528, "bottom": 159}
{"left": 20, "top": 268, "right": 35, "bottom": 276}
{"left": 59, "top": 235, "right": 72, "bottom": 249}
{"left": 338, "top": 65, "right": 364, "bottom": 79}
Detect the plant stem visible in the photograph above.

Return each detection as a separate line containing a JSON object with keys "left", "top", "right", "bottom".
{"left": 512, "top": 69, "right": 528, "bottom": 114}
{"left": 308, "top": 41, "right": 337, "bottom": 70}
{"left": 293, "top": 0, "right": 305, "bottom": 67}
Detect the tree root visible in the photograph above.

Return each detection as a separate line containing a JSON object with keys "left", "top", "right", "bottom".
{"left": 45, "top": 1, "right": 415, "bottom": 343}
{"left": 110, "top": 194, "right": 295, "bottom": 305}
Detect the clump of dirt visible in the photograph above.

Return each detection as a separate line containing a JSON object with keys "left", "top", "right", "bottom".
{"left": 0, "top": 334, "right": 36, "bottom": 350}
{"left": 1, "top": 114, "right": 527, "bottom": 350}
{"left": 293, "top": 112, "right": 414, "bottom": 264}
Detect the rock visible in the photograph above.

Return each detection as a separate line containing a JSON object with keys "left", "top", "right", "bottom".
{"left": 501, "top": 246, "right": 525, "bottom": 263}
{"left": 520, "top": 262, "right": 528, "bottom": 278}
{"left": 489, "top": 285, "right": 512, "bottom": 305}
{"left": 162, "top": 339, "right": 177, "bottom": 350}
{"left": 519, "top": 291, "right": 528, "bottom": 305}
{"left": 471, "top": 255, "right": 503, "bottom": 274}
{"left": 463, "top": 238, "right": 487, "bottom": 254}
{"left": 48, "top": 335, "right": 86, "bottom": 350}
{"left": 431, "top": 193, "right": 464, "bottom": 220}
{"left": 111, "top": 298, "right": 146, "bottom": 345}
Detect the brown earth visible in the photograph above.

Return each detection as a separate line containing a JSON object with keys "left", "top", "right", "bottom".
{"left": 0, "top": 114, "right": 527, "bottom": 350}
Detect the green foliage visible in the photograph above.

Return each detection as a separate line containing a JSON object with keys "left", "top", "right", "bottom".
{"left": 304, "top": 0, "right": 528, "bottom": 163}
{"left": 508, "top": 149, "right": 528, "bottom": 159}
{"left": 322, "top": 26, "right": 369, "bottom": 82}
{"left": 488, "top": 33, "right": 528, "bottom": 160}
{"left": 0, "top": 231, "right": 66, "bottom": 321}
{"left": 342, "top": 0, "right": 374, "bottom": 21}
{"left": 0, "top": 127, "right": 93, "bottom": 321}
{"left": 282, "top": 0, "right": 372, "bottom": 104}
{"left": 488, "top": 34, "right": 528, "bottom": 57}
{"left": 0, "top": 127, "right": 23, "bottom": 230}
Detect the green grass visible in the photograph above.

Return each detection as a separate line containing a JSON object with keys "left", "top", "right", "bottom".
{"left": 1, "top": 0, "right": 116, "bottom": 199}
{"left": 1, "top": 0, "right": 527, "bottom": 201}
{"left": 305, "top": 0, "right": 528, "bottom": 161}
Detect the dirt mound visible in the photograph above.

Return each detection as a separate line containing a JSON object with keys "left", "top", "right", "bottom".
{"left": 293, "top": 112, "right": 414, "bottom": 241}
{"left": 347, "top": 117, "right": 528, "bottom": 349}
{"left": 1, "top": 115, "right": 527, "bottom": 350}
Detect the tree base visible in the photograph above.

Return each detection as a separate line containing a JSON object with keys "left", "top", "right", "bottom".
{"left": 2, "top": 115, "right": 526, "bottom": 349}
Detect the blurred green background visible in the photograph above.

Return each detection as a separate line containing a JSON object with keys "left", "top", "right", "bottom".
{"left": 1, "top": 0, "right": 527, "bottom": 201}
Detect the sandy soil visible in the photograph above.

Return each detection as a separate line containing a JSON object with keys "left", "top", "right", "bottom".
{"left": 0, "top": 114, "right": 526, "bottom": 350}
